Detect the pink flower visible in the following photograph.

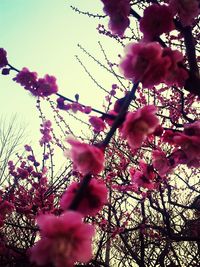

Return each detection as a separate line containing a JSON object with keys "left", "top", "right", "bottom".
{"left": 162, "top": 48, "right": 189, "bottom": 87}
{"left": 152, "top": 150, "right": 171, "bottom": 177}
{"left": 13, "top": 67, "right": 38, "bottom": 91}
{"left": 39, "top": 120, "right": 52, "bottom": 146}
{"left": 60, "top": 179, "right": 108, "bottom": 216}
{"left": 173, "top": 121, "right": 200, "bottom": 167}
{"left": 101, "top": 0, "right": 131, "bottom": 36}
{"left": 30, "top": 211, "right": 94, "bottom": 267}
{"left": 0, "top": 48, "right": 8, "bottom": 68}
{"left": 140, "top": 4, "right": 174, "bottom": 41}
{"left": 13, "top": 69, "right": 58, "bottom": 97}
{"left": 24, "top": 144, "right": 32, "bottom": 151}
{"left": 119, "top": 42, "right": 171, "bottom": 87}
{"left": 67, "top": 139, "right": 105, "bottom": 175}
{"left": 37, "top": 74, "right": 58, "bottom": 97}
{"left": 130, "top": 162, "right": 155, "bottom": 190}
{"left": 121, "top": 105, "right": 159, "bottom": 149}
{"left": 169, "top": 0, "right": 200, "bottom": 26}
{"left": 89, "top": 116, "right": 106, "bottom": 133}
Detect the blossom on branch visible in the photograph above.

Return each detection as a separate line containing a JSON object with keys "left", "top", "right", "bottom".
{"left": 101, "top": 0, "right": 131, "bottom": 37}
{"left": 30, "top": 211, "right": 94, "bottom": 267}
{"left": 140, "top": 4, "right": 174, "bottom": 41}
{"left": 173, "top": 120, "right": 200, "bottom": 167}
{"left": 130, "top": 161, "right": 155, "bottom": 190}
{"left": 37, "top": 74, "right": 58, "bottom": 97}
{"left": 13, "top": 68, "right": 58, "bottom": 97}
{"left": 120, "top": 42, "right": 188, "bottom": 88}
{"left": 89, "top": 116, "right": 106, "bottom": 133}
{"left": 169, "top": 0, "right": 200, "bottom": 26}
{"left": 39, "top": 120, "right": 52, "bottom": 146}
{"left": 162, "top": 47, "right": 189, "bottom": 87}
{"left": 60, "top": 179, "right": 108, "bottom": 216}
{"left": 13, "top": 67, "right": 38, "bottom": 91}
{"left": 119, "top": 42, "right": 171, "bottom": 87}
{"left": 163, "top": 121, "right": 200, "bottom": 168}
{"left": 121, "top": 105, "right": 159, "bottom": 149}
{"left": 0, "top": 48, "right": 8, "bottom": 68}
{"left": 152, "top": 150, "right": 171, "bottom": 177}
{"left": 67, "top": 139, "right": 105, "bottom": 175}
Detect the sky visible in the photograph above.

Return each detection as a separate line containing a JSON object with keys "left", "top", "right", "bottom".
{"left": 0, "top": 0, "right": 121, "bottom": 143}
{"left": 0, "top": 0, "right": 124, "bottom": 170}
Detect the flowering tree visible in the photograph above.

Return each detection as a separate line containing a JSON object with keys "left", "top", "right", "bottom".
{"left": 0, "top": 1, "right": 200, "bottom": 266}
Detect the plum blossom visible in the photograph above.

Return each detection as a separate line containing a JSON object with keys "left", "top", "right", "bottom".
{"left": 119, "top": 42, "right": 171, "bottom": 88}
{"left": 89, "top": 116, "right": 106, "bottom": 133}
{"left": 13, "top": 68, "right": 38, "bottom": 91}
{"left": 121, "top": 105, "right": 159, "bottom": 149}
{"left": 140, "top": 4, "right": 174, "bottom": 41}
{"left": 101, "top": 0, "right": 131, "bottom": 37}
{"left": 0, "top": 48, "right": 8, "bottom": 68}
{"left": 130, "top": 161, "right": 155, "bottom": 189}
{"left": 169, "top": 0, "right": 200, "bottom": 26}
{"left": 163, "top": 121, "right": 200, "bottom": 167}
{"left": 162, "top": 48, "right": 189, "bottom": 87}
{"left": 173, "top": 121, "right": 200, "bottom": 167}
{"left": 13, "top": 68, "right": 58, "bottom": 97}
{"left": 152, "top": 150, "right": 171, "bottom": 177}
{"left": 30, "top": 211, "right": 94, "bottom": 267}
{"left": 60, "top": 179, "right": 108, "bottom": 216}
{"left": 120, "top": 42, "right": 188, "bottom": 88}
{"left": 39, "top": 120, "right": 52, "bottom": 146}
{"left": 36, "top": 74, "right": 58, "bottom": 97}
{"left": 67, "top": 139, "right": 104, "bottom": 175}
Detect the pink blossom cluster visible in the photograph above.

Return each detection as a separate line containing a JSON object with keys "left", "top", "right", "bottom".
{"left": 30, "top": 211, "right": 94, "bottom": 267}
{"left": 0, "top": 198, "right": 14, "bottom": 227}
{"left": 169, "top": 0, "right": 200, "bottom": 26}
{"left": 101, "top": 0, "right": 131, "bottom": 37}
{"left": 140, "top": 4, "right": 174, "bottom": 41}
{"left": 67, "top": 138, "right": 105, "bottom": 175}
{"left": 8, "top": 165, "right": 55, "bottom": 216}
{"left": 89, "top": 116, "right": 106, "bottom": 133}
{"left": 163, "top": 120, "right": 200, "bottom": 167}
{"left": 39, "top": 120, "right": 53, "bottom": 146}
{"left": 130, "top": 161, "right": 156, "bottom": 190}
{"left": 60, "top": 178, "right": 108, "bottom": 216}
{"left": 0, "top": 48, "right": 8, "bottom": 69}
{"left": 152, "top": 150, "right": 171, "bottom": 177}
{"left": 13, "top": 67, "right": 58, "bottom": 97}
{"left": 120, "top": 42, "right": 188, "bottom": 88}
{"left": 121, "top": 105, "right": 159, "bottom": 149}
{"left": 57, "top": 97, "right": 92, "bottom": 114}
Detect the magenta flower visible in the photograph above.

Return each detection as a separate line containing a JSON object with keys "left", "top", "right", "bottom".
{"left": 0, "top": 48, "right": 8, "bottom": 68}
{"left": 140, "top": 4, "right": 174, "bottom": 41}
{"left": 162, "top": 48, "right": 189, "bottom": 87}
{"left": 39, "top": 120, "right": 52, "bottom": 146}
{"left": 13, "top": 67, "right": 38, "bottom": 91}
{"left": 130, "top": 162, "right": 155, "bottom": 190}
{"left": 101, "top": 0, "right": 131, "bottom": 37}
{"left": 169, "top": 0, "right": 200, "bottom": 26}
{"left": 121, "top": 105, "right": 159, "bottom": 149}
{"left": 60, "top": 179, "right": 108, "bottom": 216}
{"left": 30, "top": 211, "right": 94, "bottom": 267}
{"left": 173, "top": 121, "right": 200, "bottom": 167}
{"left": 119, "top": 42, "right": 171, "bottom": 87}
{"left": 152, "top": 150, "right": 171, "bottom": 177}
{"left": 67, "top": 139, "right": 105, "bottom": 175}
{"left": 89, "top": 116, "right": 106, "bottom": 133}
{"left": 37, "top": 74, "right": 58, "bottom": 97}
{"left": 13, "top": 69, "right": 58, "bottom": 97}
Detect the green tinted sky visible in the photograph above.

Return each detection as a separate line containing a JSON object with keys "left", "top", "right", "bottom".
{"left": 0, "top": 1, "right": 119, "bottom": 144}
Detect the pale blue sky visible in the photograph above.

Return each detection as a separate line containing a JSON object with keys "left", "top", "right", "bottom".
{"left": 0, "top": 1, "right": 122, "bottom": 144}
